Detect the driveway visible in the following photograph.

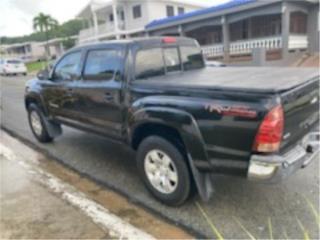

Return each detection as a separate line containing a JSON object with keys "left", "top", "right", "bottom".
{"left": 1, "top": 75, "right": 319, "bottom": 239}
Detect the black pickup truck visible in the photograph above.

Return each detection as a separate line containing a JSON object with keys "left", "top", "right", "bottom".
{"left": 25, "top": 37, "right": 319, "bottom": 206}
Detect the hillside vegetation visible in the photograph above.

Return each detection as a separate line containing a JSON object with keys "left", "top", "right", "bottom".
{"left": 1, "top": 19, "right": 88, "bottom": 44}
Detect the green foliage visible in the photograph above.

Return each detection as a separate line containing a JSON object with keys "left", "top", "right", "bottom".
{"left": 33, "top": 13, "right": 59, "bottom": 33}
{"left": 196, "top": 202, "right": 224, "bottom": 240}
{"left": 62, "top": 37, "right": 76, "bottom": 50}
{"left": 197, "top": 197, "right": 320, "bottom": 239}
{"left": 26, "top": 61, "right": 48, "bottom": 73}
{"left": 1, "top": 19, "right": 87, "bottom": 45}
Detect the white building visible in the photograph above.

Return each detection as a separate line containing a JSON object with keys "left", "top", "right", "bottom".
{"left": 1, "top": 42, "right": 46, "bottom": 62}
{"left": 77, "top": 0, "right": 206, "bottom": 44}
{"left": 1, "top": 37, "right": 78, "bottom": 62}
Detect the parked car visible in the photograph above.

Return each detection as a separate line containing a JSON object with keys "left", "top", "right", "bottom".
{"left": 24, "top": 37, "right": 320, "bottom": 206}
{"left": 0, "top": 59, "right": 27, "bottom": 76}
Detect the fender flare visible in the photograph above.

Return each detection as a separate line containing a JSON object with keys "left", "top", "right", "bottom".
{"left": 26, "top": 95, "right": 62, "bottom": 138}
{"left": 129, "top": 107, "right": 214, "bottom": 201}
{"left": 25, "top": 92, "right": 49, "bottom": 117}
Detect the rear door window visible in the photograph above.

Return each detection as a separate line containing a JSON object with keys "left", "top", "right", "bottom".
{"left": 83, "top": 49, "right": 123, "bottom": 81}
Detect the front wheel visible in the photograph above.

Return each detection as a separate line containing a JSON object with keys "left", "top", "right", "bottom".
{"left": 137, "top": 136, "right": 192, "bottom": 206}
{"left": 27, "top": 104, "right": 53, "bottom": 143}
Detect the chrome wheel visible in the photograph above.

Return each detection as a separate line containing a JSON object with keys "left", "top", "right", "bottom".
{"left": 30, "top": 111, "right": 42, "bottom": 136}
{"left": 144, "top": 149, "right": 178, "bottom": 194}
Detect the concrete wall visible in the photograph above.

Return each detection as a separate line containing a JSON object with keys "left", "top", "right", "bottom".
{"left": 307, "top": 3, "right": 319, "bottom": 53}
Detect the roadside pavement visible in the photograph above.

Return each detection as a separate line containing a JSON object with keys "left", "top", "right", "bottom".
{"left": 0, "top": 130, "right": 192, "bottom": 239}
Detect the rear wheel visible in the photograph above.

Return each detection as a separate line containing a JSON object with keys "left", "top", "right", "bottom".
{"left": 137, "top": 136, "right": 191, "bottom": 206}
{"left": 27, "top": 104, "right": 53, "bottom": 143}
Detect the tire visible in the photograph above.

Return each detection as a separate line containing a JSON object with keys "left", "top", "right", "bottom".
{"left": 27, "top": 103, "right": 53, "bottom": 143}
{"left": 137, "top": 136, "right": 192, "bottom": 206}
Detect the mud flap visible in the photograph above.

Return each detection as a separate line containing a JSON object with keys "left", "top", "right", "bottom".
{"left": 40, "top": 111, "right": 62, "bottom": 138}
{"left": 187, "top": 154, "right": 214, "bottom": 202}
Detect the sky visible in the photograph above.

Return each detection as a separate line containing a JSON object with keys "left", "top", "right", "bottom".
{"left": 0, "top": 0, "right": 230, "bottom": 37}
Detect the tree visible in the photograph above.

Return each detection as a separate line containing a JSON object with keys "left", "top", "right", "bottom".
{"left": 62, "top": 37, "right": 76, "bottom": 50}
{"left": 33, "top": 13, "right": 59, "bottom": 58}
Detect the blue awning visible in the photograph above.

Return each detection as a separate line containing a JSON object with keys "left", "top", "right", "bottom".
{"left": 145, "top": 0, "right": 257, "bottom": 30}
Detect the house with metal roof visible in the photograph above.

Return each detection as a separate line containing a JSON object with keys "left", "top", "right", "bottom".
{"left": 76, "top": 0, "right": 207, "bottom": 44}
{"left": 145, "top": 0, "right": 319, "bottom": 64}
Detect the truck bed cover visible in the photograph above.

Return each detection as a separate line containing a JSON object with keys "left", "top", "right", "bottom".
{"left": 137, "top": 67, "right": 319, "bottom": 94}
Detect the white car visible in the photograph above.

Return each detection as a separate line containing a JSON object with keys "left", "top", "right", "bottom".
{"left": 0, "top": 59, "right": 27, "bottom": 76}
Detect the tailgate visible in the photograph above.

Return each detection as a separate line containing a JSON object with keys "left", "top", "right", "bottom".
{"left": 280, "top": 78, "right": 319, "bottom": 152}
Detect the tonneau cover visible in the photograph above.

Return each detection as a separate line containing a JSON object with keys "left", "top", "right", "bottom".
{"left": 137, "top": 67, "right": 319, "bottom": 94}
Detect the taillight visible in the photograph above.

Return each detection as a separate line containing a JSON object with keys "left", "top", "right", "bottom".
{"left": 253, "top": 105, "right": 284, "bottom": 153}
{"left": 162, "top": 37, "right": 176, "bottom": 44}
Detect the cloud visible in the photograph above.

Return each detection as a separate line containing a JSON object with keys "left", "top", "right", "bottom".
{"left": 0, "top": 0, "right": 89, "bottom": 37}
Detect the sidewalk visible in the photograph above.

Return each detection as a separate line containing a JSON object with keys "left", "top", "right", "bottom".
{"left": 0, "top": 131, "right": 192, "bottom": 239}
{"left": 0, "top": 154, "right": 109, "bottom": 239}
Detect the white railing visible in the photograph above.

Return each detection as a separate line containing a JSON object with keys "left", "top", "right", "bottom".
{"left": 201, "top": 37, "right": 283, "bottom": 58}
{"left": 79, "top": 28, "right": 95, "bottom": 39}
{"left": 202, "top": 44, "right": 224, "bottom": 58}
{"left": 288, "top": 35, "right": 308, "bottom": 49}
{"left": 229, "top": 36, "right": 282, "bottom": 55}
{"left": 98, "top": 22, "right": 115, "bottom": 35}
{"left": 79, "top": 21, "right": 126, "bottom": 43}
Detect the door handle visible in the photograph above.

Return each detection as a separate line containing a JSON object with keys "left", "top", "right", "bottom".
{"left": 104, "top": 93, "right": 114, "bottom": 101}
{"left": 66, "top": 88, "right": 74, "bottom": 96}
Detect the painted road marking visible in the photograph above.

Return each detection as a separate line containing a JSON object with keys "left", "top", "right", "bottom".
{"left": 0, "top": 143, "right": 155, "bottom": 240}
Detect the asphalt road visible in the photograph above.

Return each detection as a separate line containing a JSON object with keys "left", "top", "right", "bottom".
{"left": 1, "top": 75, "right": 319, "bottom": 239}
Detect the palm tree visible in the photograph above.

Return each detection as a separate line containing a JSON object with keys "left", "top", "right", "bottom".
{"left": 33, "top": 13, "right": 59, "bottom": 58}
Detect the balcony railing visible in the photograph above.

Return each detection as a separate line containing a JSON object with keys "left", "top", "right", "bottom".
{"left": 230, "top": 36, "right": 282, "bottom": 54}
{"left": 202, "top": 36, "right": 283, "bottom": 58}
{"left": 288, "top": 35, "right": 308, "bottom": 49}
{"left": 79, "top": 21, "right": 125, "bottom": 43}
{"left": 202, "top": 44, "right": 224, "bottom": 58}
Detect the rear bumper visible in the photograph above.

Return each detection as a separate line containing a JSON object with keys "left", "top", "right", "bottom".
{"left": 248, "top": 131, "right": 319, "bottom": 182}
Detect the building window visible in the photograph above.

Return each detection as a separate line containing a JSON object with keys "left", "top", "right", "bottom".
{"left": 290, "top": 11, "right": 307, "bottom": 34}
{"left": 178, "top": 7, "right": 185, "bottom": 15}
{"left": 166, "top": 5, "right": 174, "bottom": 17}
{"left": 230, "top": 20, "right": 249, "bottom": 41}
{"left": 109, "top": 14, "right": 114, "bottom": 22}
{"left": 120, "top": 11, "right": 125, "bottom": 21}
{"left": 251, "top": 15, "right": 281, "bottom": 38}
{"left": 133, "top": 5, "right": 141, "bottom": 19}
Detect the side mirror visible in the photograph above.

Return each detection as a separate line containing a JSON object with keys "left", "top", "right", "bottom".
{"left": 37, "top": 69, "right": 50, "bottom": 80}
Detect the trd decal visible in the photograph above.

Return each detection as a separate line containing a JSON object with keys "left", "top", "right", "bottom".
{"left": 205, "top": 104, "right": 257, "bottom": 119}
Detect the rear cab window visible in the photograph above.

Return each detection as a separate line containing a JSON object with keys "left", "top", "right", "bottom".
{"left": 134, "top": 41, "right": 204, "bottom": 80}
